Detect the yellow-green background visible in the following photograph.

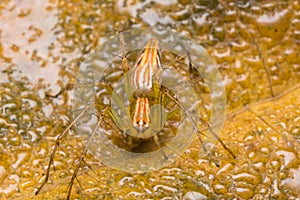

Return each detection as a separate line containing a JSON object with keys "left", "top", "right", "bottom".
{"left": 0, "top": 0, "right": 299, "bottom": 199}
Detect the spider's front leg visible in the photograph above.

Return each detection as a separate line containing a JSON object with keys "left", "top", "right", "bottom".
{"left": 65, "top": 105, "right": 109, "bottom": 200}
{"left": 35, "top": 103, "right": 92, "bottom": 196}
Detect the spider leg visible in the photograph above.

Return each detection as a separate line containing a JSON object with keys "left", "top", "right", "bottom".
{"left": 35, "top": 103, "right": 93, "bottom": 195}
{"left": 66, "top": 106, "right": 108, "bottom": 199}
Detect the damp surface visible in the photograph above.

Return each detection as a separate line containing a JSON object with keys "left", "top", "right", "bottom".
{"left": 0, "top": 0, "right": 300, "bottom": 199}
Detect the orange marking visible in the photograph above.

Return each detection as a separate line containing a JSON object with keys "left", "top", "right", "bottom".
{"left": 133, "top": 97, "right": 150, "bottom": 131}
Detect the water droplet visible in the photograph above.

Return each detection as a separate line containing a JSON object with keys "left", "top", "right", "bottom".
{"left": 233, "top": 172, "right": 260, "bottom": 185}
{"left": 260, "top": 146, "right": 270, "bottom": 154}
{"left": 235, "top": 187, "right": 254, "bottom": 199}
{"left": 183, "top": 191, "right": 207, "bottom": 200}
{"left": 19, "top": 180, "right": 35, "bottom": 190}
{"left": 213, "top": 183, "right": 227, "bottom": 195}
{"left": 0, "top": 165, "right": 8, "bottom": 183}
{"left": 12, "top": 152, "right": 28, "bottom": 169}
{"left": 276, "top": 150, "right": 296, "bottom": 167}
{"left": 281, "top": 167, "right": 300, "bottom": 196}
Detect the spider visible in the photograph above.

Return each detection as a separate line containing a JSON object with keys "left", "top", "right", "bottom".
{"left": 36, "top": 30, "right": 235, "bottom": 199}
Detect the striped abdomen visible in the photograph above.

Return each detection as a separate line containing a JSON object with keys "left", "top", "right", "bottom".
{"left": 132, "top": 39, "right": 162, "bottom": 94}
